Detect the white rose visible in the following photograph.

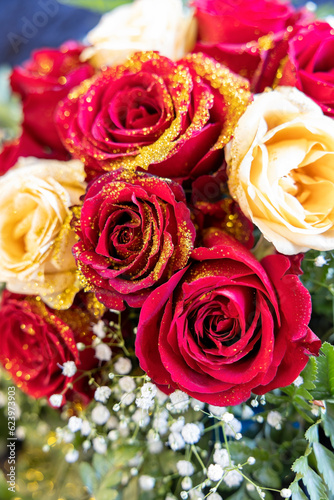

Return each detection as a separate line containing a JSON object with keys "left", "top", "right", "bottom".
{"left": 0, "top": 157, "right": 86, "bottom": 308}
{"left": 81, "top": 0, "right": 197, "bottom": 68}
{"left": 227, "top": 87, "right": 334, "bottom": 254}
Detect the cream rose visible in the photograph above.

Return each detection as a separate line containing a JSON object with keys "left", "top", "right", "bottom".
{"left": 0, "top": 157, "right": 86, "bottom": 309}
{"left": 227, "top": 87, "right": 334, "bottom": 255}
{"left": 81, "top": 0, "right": 197, "bottom": 68}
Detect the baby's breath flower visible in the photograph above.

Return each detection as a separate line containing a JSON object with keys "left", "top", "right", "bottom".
{"left": 119, "top": 376, "right": 136, "bottom": 393}
{"left": 247, "top": 456, "right": 256, "bottom": 465}
{"left": 169, "top": 391, "right": 189, "bottom": 412}
{"left": 168, "top": 431, "right": 185, "bottom": 450}
{"left": 225, "top": 417, "right": 242, "bottom": 436}
{"left": 92, "top": 319, "right": 107, "bottom": 338}
{"left": 181, "top": 423, "right": 201, "bottom": 444}
{"left": 181, "top": 477, "right": 193, "bottom": 490}
{"left": 267, "top": 410, "right": 283, "bottom": 430}
{"left": 82, "top": 440, "right": 91, "bottom": 451}
{"left": 139, "top": 475, "right": 155, "bottom": 491}
{"left": 94, "top": 386, "right": 112, "bottom": 403}
{"left": 280, "top": 488, "right": 292, "bottom": 498}
{"left": 135, "top": 396, "right": 155, "bottom": 410}
{"left": 241, "top": 405, "right": 254, "bottom": 419}
{"left": 93, "top": 436, "right": 107, "bottom": 454}
{"left": 62, "top": 361, "right": 77, "bottom": 377}
{"left": 170, "top": 417, "right": 185, "bottom": 433}
{"left": 68, "top": 416, "right": 82, "bottom": 433}
{"left": 91, "top": 404, "right": 110, "bottom": 425}
{"left": 207, "top": 493, "right": 223, "bottom": 500}
{"left": 208, "top": 405, "right": 227, "bottom": 417}
{"left": 222, "top": 412, "right": 234, "bottom": 423}
{"left": 207, "top": 464, "right": 224, "bottom": 482}
{"left": 293, "top": 375, "right": 304, "bottom": 387}
{"left": 132, "top": 409, "right": 150, "bottom": 427}
{"left": 224, "top": 469, "right": 243, "bottom": 488}
{"left": 176, "top": 460, "right": 195, "bottom": 477}
{"left": 314, "top": 255, "right": 328, "bottom": 267}
{"left": 141, "top": 382, "right": 157, "bottom": 399}
{"left": 122, "top": 392, "right": 136, "bottom": 406}
{"left": 95, "top": 343, "right": 112, "bottom": 361}
{"left": 114, "top": 357, "right": 132, "bottom": 374}
{"left": 65, "top": 449, "right": 79, "bottom": 463}
{"left": 190, "top": 399, "right": 205, "bottom": 411}
{"left": 156, "top": 389, "right": 169, "bottom": 405}
{"left": 49, "top": 394, "right": 63, "bottom": 408}
{"left": 213, "top": 448, "right": 229, "bottom": 467}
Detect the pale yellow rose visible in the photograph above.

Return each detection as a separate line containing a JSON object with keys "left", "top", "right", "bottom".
{"left": 81, "top": 0, "right": 197, "bottom": 68}
{"left": 227, "top": 87, "right": 334, "bottom": 255}
{"left": 0, "top": 157, "right": 86, "bottom": 309}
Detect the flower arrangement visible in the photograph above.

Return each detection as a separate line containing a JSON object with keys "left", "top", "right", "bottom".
{"left": 0, "top": 0, "right": 333, "bottom": 499}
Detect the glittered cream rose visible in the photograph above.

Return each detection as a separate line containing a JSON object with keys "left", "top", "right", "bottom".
{"left": 81, "top": 0, "right": 197, "bottom": 67}
{"left": 227, "top": 87, "right": 334, "bottom": 255}
{"left": 0, "top": 158, "right": 86, "bottom": 309}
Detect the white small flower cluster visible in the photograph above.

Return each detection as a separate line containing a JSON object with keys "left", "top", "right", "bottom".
{"left": 267, "top": 411, "right": 283, "bottom": 430}
{"left": 136, "top": 382, "right": 157, "bottom": 410}
{"left": 206, "top": 446, "right": 244, "bottom": 489}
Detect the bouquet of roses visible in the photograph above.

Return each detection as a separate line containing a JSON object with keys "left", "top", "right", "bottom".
{"left": 0, "top": 0, "right": 333, "bottom": 499}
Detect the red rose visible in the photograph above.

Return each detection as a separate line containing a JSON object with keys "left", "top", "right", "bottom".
{"left": 192, "top": 0, "right": 312, "bottom": 90}
{"left": 136, "top": 231, "right": 320, "bottom": 405}
{"left": 0, "top": 133, "right": 61, "bottom": 176}
{"left": 0, "top": 41, "right": 95, "bottom": 174}
{"left": 280, "top": 21, "right": 334, "bottom": 117}
{"left": 191, "top": 168, "right": 254, "bottom": 249}
{"left": 0, "top": 291, "right": 101, "bottom": 404}
{"left": 56, "top": 51, "right": 250, "bottom": 182}
{"left": 72, "top": 169, "right": 196, "bottom": 310}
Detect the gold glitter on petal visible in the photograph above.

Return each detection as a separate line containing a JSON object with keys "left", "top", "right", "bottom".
{"left": 85, "top": 293, "right": 107, "bottom": 319}
{"left": 182, "top": 53, "right": 252, "bottom": 150}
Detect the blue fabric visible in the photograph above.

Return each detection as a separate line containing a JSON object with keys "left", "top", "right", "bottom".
{"left": 0, "top": 0, "right": 101, "bottom": 66}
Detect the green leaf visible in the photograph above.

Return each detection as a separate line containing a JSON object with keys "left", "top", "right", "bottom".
{"left": 312, "top": 343, "right": 334, "bottom": 400}
{"left": 99, "top": 469, "right": 122, "bottom": 490}
{"left": 292, "top": 456, "right": 309, "bottom": 476}
{"left": 96, "top": 489, "right": 118, "bottom": 500}
{"left": 323, "top": 403, "right": 334, "bottom": 447}
{"left": 313, "top": 442, "right": 334, "bottom": 492}
{"left": 290, "top": 481, "right": 309, "bottom": 500}
{"left": 57, "top": 0, "right": 132, "bottom": 12}
{"left": 253, "top": 466, "right": 281, "bottom": 489}
{"left": 123, "top": 477, "right": 139, "bottom": 500}
{"left": 79, "top": 462, "right": 98, "bottom": 495}
{"left": 93, "top": 452, "right": 114, "bottom": 478}
{"left": 301, "top": 357, "right": 317, "bottom": 391}
{"left": 305, "top": 424, "right": 319, "bottom": 444}
{"left": 301, "top": 466, "right": 328, "bottom": 500}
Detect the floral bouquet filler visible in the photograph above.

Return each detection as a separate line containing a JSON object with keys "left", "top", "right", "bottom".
{"left": 0, "top": 0, "right": 334, "bottom": 499}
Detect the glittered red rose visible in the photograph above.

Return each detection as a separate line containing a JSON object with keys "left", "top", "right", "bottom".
{"left": 192, "top": 0, "right": 312, "bottom": 91}
{"left": 0, "top": 41, "right": 94, "bottom": 175}
{"left": 72, "top": 169, "right": 196, "bottom": 310}
{"left": 280, "top": 21, "right": 334, "bottom": 117}
{"left": 0, "top": 291, "right": 102, "bottom": 405}
{"left": 136, "top": 231, "right": 320, "bottom": 405}
{"left": 56, "top": 51, "right": 250, "bottom": 181}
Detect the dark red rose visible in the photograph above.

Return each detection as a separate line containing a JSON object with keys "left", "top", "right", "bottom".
{"left": 0, "top": 41, "right": 95, "bottom": 174}
{"left": 0, "top": 133, "right": 65, "bottom": 176}
{"left": 136, "top": 231, "right": 320, "bottom": 406}
{"left": 280, "top": 21, "right": 334, "bottom": 117}
{"left": 192, "top": 0, "right": 312, "bottom": 90}
{"left": 0, "top": 290, "right": 101, "bottom": 405}
{"left": 191, "top": 168, "right": 254, "bottom": 249}
{"left": 72, "top": 169, "right": 196, "bottom": 310}
{"left": 56, "top": 51, "right": 250, "bottom": 182}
